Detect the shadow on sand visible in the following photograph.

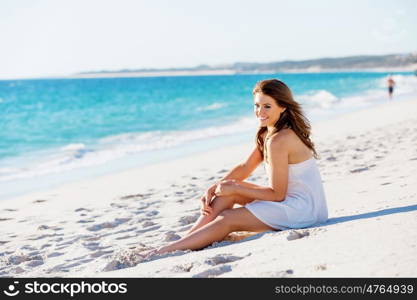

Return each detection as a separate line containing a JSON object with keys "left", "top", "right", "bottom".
{"left": 227, "top": 203, "right": 417, "bottom": 244}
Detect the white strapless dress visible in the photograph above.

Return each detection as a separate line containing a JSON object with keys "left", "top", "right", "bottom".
{"left": 245, "top": 157, "right": 328, "bottom": 230}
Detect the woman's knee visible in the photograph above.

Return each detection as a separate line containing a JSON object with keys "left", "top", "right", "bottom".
{"left": 214, "top": 194, "right": 235, "bottom": 202}
{"left": 210, "top": 195, "right": 236, "bottom": 209}
{"left": 215, "top": 192, "right": 251, "bottom": 206}
{"left": 199, "top": 196, "right": 234, "bottom": 219}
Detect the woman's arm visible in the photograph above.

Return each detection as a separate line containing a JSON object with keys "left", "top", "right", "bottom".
{"left": 203, "top": 146, "right": 263, "bottom": 207}
{"left": 234, "top": 182, "right": 284, "bottom": 202}
{"left": 217, "top": 134, "right": 289, "bottom": 202}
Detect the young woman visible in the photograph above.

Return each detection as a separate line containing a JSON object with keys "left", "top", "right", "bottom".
{"left": 154, "top": 79, "right": 328, "bottom": 255}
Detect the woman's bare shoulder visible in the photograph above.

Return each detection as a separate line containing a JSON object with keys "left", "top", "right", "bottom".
{"left": 267, "top": 128, "right": 294, "bottom": 145}
{"left": 270, "top": 129, "right": 312, "bottom": 162}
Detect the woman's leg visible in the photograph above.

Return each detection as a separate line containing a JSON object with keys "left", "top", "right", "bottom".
{"left": 185, "top": 180, "right": 261, "bottom": 236}
{"left": 157, "top": 207, "right": 275, "bottom": 254}
{"left": 185, "top": 193, "right": 253, "bottom": 236}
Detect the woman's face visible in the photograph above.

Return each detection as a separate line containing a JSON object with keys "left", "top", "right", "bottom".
{"left": 253, "top": 92, "right": 286, "bottom": 128}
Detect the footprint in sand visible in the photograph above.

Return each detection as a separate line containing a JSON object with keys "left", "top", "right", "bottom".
{"left": 33, "top": 199, "right": 47, "bottom": 203}
{"left": 40, "top": 243, "right": 52, "bottom": 249}
{"left": 142, "top": 221, "right": 157, "bottom": 228}
{"left": 204, "top": 254, "right": 245, "bottom": 266}
{"left": 6, "top": 253, "right": 44, "bottom": 266}
{"left": 287, "top": 230, "right": 310, "bottom": 241}
{"left": 48, "top": 260, "right": 94, "bottom": 273}
{"left": 178, "top": 214, "right": 199, "bottom": 226}
{"left": 87, "top": 218, "right": 131, "bottom": 231}
{"left": 25, "top": 260, "right": 44, "bottom": 268}
{"left": 47, "top": 252, "right": 64, "bottom": 258}
{"left": 10, "top": 267, "right": 25, "bottom": 274}
{"left": 349, "top": 166, "right": 369, "bottom": 173}
{"left": 135, "top": 225, "right": 161, "bottom": 235}
{"left": 315, "top": 264, "right": 327, "bottom": 271}
{"left": 110, "top": 203, "right": 128, "bottom": 209}
{"left": 192, "top": 265, "right": 232, "bottom": 278}
{"left": 20, "top": 245, "right": 37, "bottom": 251}
{"left": 263, "top": 269, "right": 294, "bottom": 277}
{"left": 164, "top": 231, "right": 181, "bottom": 242}
{"left": 115, "top": 235, "right": 135, "bottom": 240}
{"left": 38, "top": 225, "right": 64, "bottom": 231}
{"left": 102, "top": 247, "right": 156, "bottom": 271}
{"left": 82, "top": 241, "right": 101, "bottom": 251}
{"left": 326, "top": 155, "right": 337, "bottom": 161}
{"left": 90, "top": 250, "right": 114, "bottom": 258}
{"left": 145, "top": 210, "right": 159, "bottom": 217}
{"left": 75, "top": 208, "right": 92, "bottom": 212}
{"left": 84, "top": 235, "right": 102, "bottom": 241}
{"left": 27, "top": 233, "right": 62, "bottom": 241}
{"left": 77, "top": 219, "right": 95, "bottom": 224}
{"left": 171, "top": 262, "right": 194, "bottom": 273}
{"left": 120, "top": 193, "right": 151, "bottom": 200}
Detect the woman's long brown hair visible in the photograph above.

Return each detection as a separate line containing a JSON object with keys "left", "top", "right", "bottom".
{"left": 253, "top": 79, "right": 319, "bottom": 160}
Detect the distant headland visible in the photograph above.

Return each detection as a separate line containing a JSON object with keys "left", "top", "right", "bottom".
{"left": 70, "top": 52, "right": 417, "bottom": 79}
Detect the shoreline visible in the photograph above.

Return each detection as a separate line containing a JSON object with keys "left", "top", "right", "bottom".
{"left": 2, "top": 71, "right": 417, "bottom": 202}
{"left": 1, "top": 95, "right": 416, "bottom": 204}
{"left": 1, "top": 91, "right": 415, "bottom": 203}
{"left": 0, "top": 97, "right": 416, "bottom": 277}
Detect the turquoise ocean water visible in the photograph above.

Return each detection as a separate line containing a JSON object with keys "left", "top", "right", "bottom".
{"left": 1, "top": 72, "right": 416, "bottom": 200}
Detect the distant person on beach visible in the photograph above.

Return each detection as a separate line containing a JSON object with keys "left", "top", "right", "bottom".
{"left": 387, "top": 75, "right": 396, "bottom": 99}
{"left": 142, "top": 79, "right": 328, "bottom": 257}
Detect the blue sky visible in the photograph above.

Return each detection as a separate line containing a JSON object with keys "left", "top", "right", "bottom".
{"left": 1, "top": 0, "right": 416, "bottom": 78}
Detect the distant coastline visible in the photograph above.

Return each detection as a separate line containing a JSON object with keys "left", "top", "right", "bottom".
{"left": 67, "top": 52, "right": 417, "bottom": 79}
{"left": 66, "top": 67, "right": 416, "bottom": 79}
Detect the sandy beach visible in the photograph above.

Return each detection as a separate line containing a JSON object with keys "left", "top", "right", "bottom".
{"left": 1, "top": 97, "right": 417, "bottom": 278}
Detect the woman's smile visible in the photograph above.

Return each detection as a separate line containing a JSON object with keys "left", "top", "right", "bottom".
{"left": 254, "top": 93, "right": 285, "bottom": 128}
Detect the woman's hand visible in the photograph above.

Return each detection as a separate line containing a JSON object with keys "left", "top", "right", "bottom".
{"left": 205, "top": 183, "right": 217, "bottom": 207}
{"left": 200, "top": 180, "right": 239, "bottom": 215}
{"left": 214, "top": 179, "right": 238, "bottom": 197}
{"left": 200, "top": 183, "right": 217, "bottom": 215}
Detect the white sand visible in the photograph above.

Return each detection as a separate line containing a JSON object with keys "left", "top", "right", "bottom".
{"left": 1, "top": 97, "right": 417, "bottom": 277}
